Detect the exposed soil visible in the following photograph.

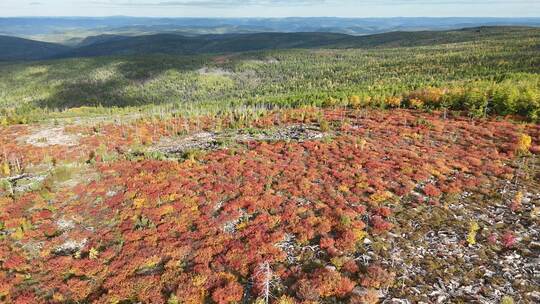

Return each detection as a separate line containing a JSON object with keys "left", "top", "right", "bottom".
{"left": 22, "top": 126, "right": 80, "bottom": 147}
{"left": 152, "top": 124, "right": 327, "bottom": 156}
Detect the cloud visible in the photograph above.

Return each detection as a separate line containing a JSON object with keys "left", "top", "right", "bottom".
{"left": 0, "top": 0, "right": 538, "bottom": 17}
{"left": 92, "top": 0, "right": 539, "bottom": 5}
{"left": 90, "top": 0, "right": 328, "bottom": 8}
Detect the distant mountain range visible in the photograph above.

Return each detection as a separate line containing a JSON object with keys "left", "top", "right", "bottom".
{"left": 1, "top": 17, "right": 540, "bottom": 43}
{"left": 1, "top": 26, "right": 539, "bottom": 61}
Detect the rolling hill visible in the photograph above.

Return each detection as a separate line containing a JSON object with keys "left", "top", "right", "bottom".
{"left": 0, "top": 35, "right": 71, "bottom": 61}
{"left": 1, "top": 26, "right": 538, "bottom": 61}
{"left": 333, "top": 26, "right": 540, "bottom": 48}
{"left": 0, "top": 24, "right": 538, "bottom": 113}
{"left": 59, "top": 32, "right": 352, "bottom": 58}
{"left": 2, "top": 16, "right": 540, "bottom": 40}
{"left": 51, "top": 26, "right": 540, "bottom": 59}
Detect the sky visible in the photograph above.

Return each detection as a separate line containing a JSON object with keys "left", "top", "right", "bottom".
{"left": 0, "top": 0, "right": 539, "bottom": 17}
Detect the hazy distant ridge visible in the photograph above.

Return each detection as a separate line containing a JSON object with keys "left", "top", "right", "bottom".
{"left": 1, "top": 16, "right": 539, "bottom": 38}
{"left": 1, "top": 26, "right": 538, "bottom": 61}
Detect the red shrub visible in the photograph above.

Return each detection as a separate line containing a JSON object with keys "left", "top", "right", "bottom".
{"left": 501, "top": 231, "right": 517, "bottom": 248}
{"left": 487, "top": 233, "right": 498, "bottom": 245}
{"left": 211, "top": 281, "right": 244, "bottom": 304}
{"left": 296, "top": 279, "right": 320, "bottom": 301}
{"left": 319, "top": 237, "right": 335, "bottom": 249}
{"left": 371, "top": 216, "right": 393, "bottom": 234}
{"left": 423, "top": 184, "right": 442, "bottom": 197}
{"left": 360, "top": 265, "right": 395, "bottom": 289}
{"left": 343, "top": 259, "right": 360, "bottom": 274}
{"left": 374, "top": 207, "right": 392, "bottom": 217}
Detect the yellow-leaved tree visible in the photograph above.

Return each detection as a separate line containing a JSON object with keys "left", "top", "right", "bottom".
{"left": 1, "top": 162, "right": 10, "bottom": 177}
{"left": 516, "top": 134, "right": 532, "bottom": 155}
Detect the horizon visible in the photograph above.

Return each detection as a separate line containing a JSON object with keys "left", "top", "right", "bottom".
{"left": 0, "top": 3, "right": 539, "bottom": 304}
{"left": 1, "top": 0, "right": 539, "bottom": 18}
{"left": 2, "top": 16, "right": 540, "bottom": 19}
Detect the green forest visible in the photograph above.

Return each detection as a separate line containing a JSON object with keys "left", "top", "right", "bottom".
{"left": 1, "top": 26, "right": 539, "bottom": 124}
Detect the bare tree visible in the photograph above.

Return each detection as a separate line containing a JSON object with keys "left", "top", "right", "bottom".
{"left": 254, "top": 261, "right": 278, "bottom": 304}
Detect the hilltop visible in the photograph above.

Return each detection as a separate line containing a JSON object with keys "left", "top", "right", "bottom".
{"left": 0, "top": 35, "right": 70, "bottom": 61}
{"left": 1, "top": 26, "right": 538, "bottom": 61}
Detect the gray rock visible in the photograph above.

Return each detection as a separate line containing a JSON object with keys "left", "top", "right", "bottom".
{"left": 53, "top": 238, "right": 87, "bottom": 255}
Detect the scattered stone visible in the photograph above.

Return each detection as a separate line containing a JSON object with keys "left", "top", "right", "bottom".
{"left": 53, "top": 238, "right": 87, "bottom": 256}
{"left": 153, "top": 124, "right": 328, "bottom": 157}
{"left": 529, "top": 241, "right": 540, "bottom": 250}
{"left": 135, "top": 261, "right": 165, "bottom": 276}
{"left": 56, "top": 218, "right": 76, "bottom": 231}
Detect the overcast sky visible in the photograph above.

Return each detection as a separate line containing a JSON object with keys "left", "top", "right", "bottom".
{"left": 1, "top": 0, "right": 539, "bottom": 17}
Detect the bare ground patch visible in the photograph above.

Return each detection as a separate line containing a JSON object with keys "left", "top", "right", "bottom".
{"left": 151, "top": 124, "right": 327, "bottom": 156}
{"left": 21, "top": 126, "right": 80, "bottom": 147}
{"left": 197, "top": 67, "right": 233, "bottom": 76}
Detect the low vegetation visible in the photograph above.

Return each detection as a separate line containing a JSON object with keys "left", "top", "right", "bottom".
{"left": 0, "top": 107, "right": 539, "bottom": 303}
{"left": 0, "top": 25, "right": 539, "bottom": 303}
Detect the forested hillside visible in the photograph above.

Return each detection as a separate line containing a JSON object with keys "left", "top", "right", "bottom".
{"left": 1, "top": 26, "right": 539, "bottom": 124}
{"left": 56, "top": 32, "right": 351, "bottom": 58}
{"left": 57, "top": 27, "right": 540, "bottom": 58}
{"left": 1, "top": 26, "right": 538, "bottom": 61}
{"left": 0, "top": 35, "right": 70, "bottom": 61}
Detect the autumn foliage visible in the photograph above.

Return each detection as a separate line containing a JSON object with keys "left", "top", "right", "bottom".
{"left": 0, "top": 108, "right": 537, "bottom": 303}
